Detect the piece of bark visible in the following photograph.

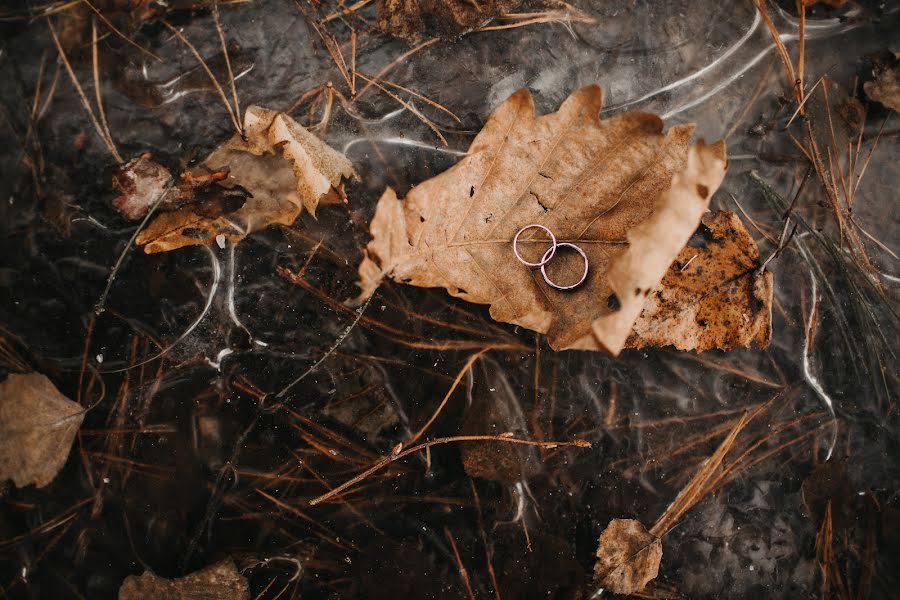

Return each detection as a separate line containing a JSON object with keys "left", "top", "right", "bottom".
{"left": 118, "top": 560, "right": 249, "bottom": 600}
{"left": 136, "top": 106, "right": 356, "bottom": 253}
{"left": 594, "top": 518, "right": 662, "bottom": 595}
{"left": 864, "top": 52, "right": 900, "bottom": 113}
{"left": 355, "top": 85, "right": 726, "bottom": 354}
{"left": 0, "top": 373, "right": 84, "bottom": 488}
{"left": 626, "top": 211, "right": 773, "bottom": 351}
{"left": 376, "top": 0, "right": 524, "bottom": 43}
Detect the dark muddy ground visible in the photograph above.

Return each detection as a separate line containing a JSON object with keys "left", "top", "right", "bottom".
{"left": 0, "top": 1, "right": 898, "bottom": 598}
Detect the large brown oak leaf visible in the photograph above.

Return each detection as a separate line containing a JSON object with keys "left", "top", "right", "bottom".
{"left": 355, "top": 85, "right": 727, "bottom": 354}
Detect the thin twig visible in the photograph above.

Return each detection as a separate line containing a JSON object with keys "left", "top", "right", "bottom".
{"left": 753, "top": 0, "right": 799, "bottom": 106}
{"left": 372, "top": 76, "right": 461, "bottom": 123}
{"left": 355, "top": 38, "right": 440, "bottom": 101}
{"left": 275, "top": 294, "right": 374, "bottom": 398}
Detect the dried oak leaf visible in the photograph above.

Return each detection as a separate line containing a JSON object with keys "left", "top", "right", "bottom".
{"left": 355, "top": 85, "right": 726, "bottom": 354}
{"left": 377, "top": 0, "right": 524, "bottom": 43}
{"left": 136, "top": 106, "right": 356, "bottom": 253}
{"left": 118, "top": 560, "right": 248, "bottom": 600}
{"left": 594, "top": 518, "right": 662, "bottom": 595}
{"left": 0, "top": 373, "right": 84, "bottom": 488}
{"left": 864, "top": 52, "right": 900, "bottom": 113}
{"left": 626, "top": 211, "right": 773, "bottom": 351}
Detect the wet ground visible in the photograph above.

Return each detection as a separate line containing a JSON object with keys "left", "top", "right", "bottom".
{"left": 0, "top": 1, "right": 898, "bottom": 598}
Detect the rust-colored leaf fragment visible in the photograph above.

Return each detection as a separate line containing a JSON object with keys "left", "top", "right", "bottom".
{"left": 118, "top": 560, "right": 249, "bottom": 600}
{"left": 0, "top": 373, "right": 84, "bottom": 488}
{"left": 585, "top": 139, "right": 727, "bottom": 352}
{"left": 136, "top": 106, "right": 356, "bottom": 253}
{"left": 594, "top": 518, "right": 662, "bottom": 595}
{"left": 355, "top": 85, "right": 726, "bottom": 354}
{"left": 864, "top": 51, "right": 900, "bottom": 113}
{"left": 627, "top": 211, "right": 773, "bottom": 351}
{"left": 376, "top": 0, "right": 524, "bottom": 43}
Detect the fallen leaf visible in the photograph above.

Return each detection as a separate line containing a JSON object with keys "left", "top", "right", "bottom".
{"left": 355, "top": 85, "right": 726, "bottom": 354}
{"left": 376, "top": 0, "right": 524, "bottom": 43}
{"left": 594, "top": 518, "right": 662, "bottom": 595}
{"left": 0, "top": 373, "right": 84, "bottom": 488}
{"left": 136, "top": 106, "right": 356, "bottom": 253}
{"left": 112, "top": 153, "right": 250, "bottom": 222}
{"left": 118, "top": 560, "right": 249, "bottom": 600}
{"left": 111, "top": 152, "right": 174, "bottom": 220}
{"left": 626, "top": 211, "right": 773, "bottom": 351}
{"left": 864, "top": 51, "right": 900, "bottom": 113}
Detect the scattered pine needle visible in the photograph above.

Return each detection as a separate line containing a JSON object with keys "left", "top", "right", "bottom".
{"left": 355, "top": 71, "right": 448, "bottom": 145}
{"left": 212, "top": 0, "right": 244, "bottom": 137}
{"left": 47, "top": 16, "right": 122, "bottom": 163}
{"left": 406, "top": 349, "right": 490, "bottom": 446}
{"left": 161, "top": 19, "right": 243, "bottom": 137}
{"left": 446, "top": 527, "right": 476, "bottom": 600}
{"left": 82, "top": 0, "right": 161, "bottom": 61}
{"left": 90, "top": 16, "right": 118, "bottom": 161}
{"left": 309, "top": 435, "right": 590, "bottom": 505}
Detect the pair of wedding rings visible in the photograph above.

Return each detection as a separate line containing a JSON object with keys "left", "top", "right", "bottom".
{"left": 512, "top": 224, "right": 589, "bottom": 291}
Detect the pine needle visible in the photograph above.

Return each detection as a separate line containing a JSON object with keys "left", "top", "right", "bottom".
{"left": 91, "top": 16, "right": 119, "bottom": 163}
{"left": 162, "top": 19, "right": 243, "bottom": 137}
{"left": 82, "top": 0, "right": 161, "bottom": 61}
{"left": 46, "top": 16, "right": 122, "bottom": 163}
{"left": 212, "top": 0, "right": 243, "bottom": 137}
